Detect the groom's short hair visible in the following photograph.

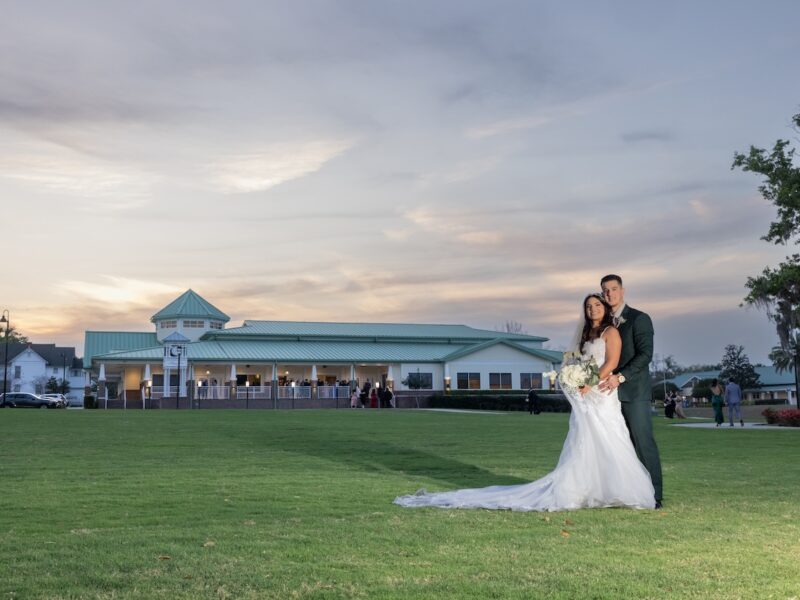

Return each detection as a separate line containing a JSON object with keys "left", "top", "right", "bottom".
{"left": 601, "top": 274, "right": 623, "bottom": 286}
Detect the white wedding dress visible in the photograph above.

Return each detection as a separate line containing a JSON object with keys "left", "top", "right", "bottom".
{"left": 394, "top": 337, "right": 656, "bottom": 511}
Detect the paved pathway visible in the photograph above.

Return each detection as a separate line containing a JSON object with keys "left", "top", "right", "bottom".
{"left": 671, "top": 421, "right": 799, "bottom": 430}
{"left": 422, "top": 408, "right": 509, "bottom": 415}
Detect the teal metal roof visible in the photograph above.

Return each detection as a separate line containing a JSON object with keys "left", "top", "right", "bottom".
{"left": 151, "top": 290, "right": 230, "bottom": 323}
{"left": 206, "top": 320, "right": 548, "bottom": 342}
{"left": 83, "top": 331, "right": 159, "bottom": 368}
{"left": 443, "top": 339, "right": 562, "bottom": 363}
{"left": 93, "top": 340, "right": 475, "bottom": 363}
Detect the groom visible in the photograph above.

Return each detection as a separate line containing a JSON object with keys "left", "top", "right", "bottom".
{"left": 597, "top": 274, "right": 663, "bottom": 508}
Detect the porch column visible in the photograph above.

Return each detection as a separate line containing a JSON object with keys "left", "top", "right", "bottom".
{"left": 84, "top": 370, "right": 91, "bottom": 398}
{"left": 98, "top": 363, "right": 107, "bottom": 409}
{"left": 164, "top": 367, "right": 171, "bottom": 404}
{"left": 311, "top": 365, "right": 318, "bottom": 403}
{"left": 443, "top": 363, "right": 451, "bottom": 393}
{"left": 229, "top": 364, "right": 237, "bottom": 403}
{"left": 271, "top": 363, "right": 277, "bottom": 410}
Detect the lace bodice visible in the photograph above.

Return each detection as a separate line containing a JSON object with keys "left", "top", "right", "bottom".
{"left": 582, "top": 336, "right": 606, "bottom": 366}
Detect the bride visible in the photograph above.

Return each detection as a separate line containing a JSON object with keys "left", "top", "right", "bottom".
{"left": 394, "top": 293, "right": 656, "bottom": 512}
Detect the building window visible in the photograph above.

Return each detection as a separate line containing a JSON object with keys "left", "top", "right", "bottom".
{"left": 160, "top": 320, "right": 177, "bottom": 329}
{"left": 405, "top": 372, "right": 433, "bottom": 390}
{"left": 457, "top": 372, "right": 481, "bottom": 389}
{"left": 14, "top": 366, "right": 21, "bottom": 379}
{"left": 520, "top": 372, "right": 543, "bottom": 390}
{"left": 71, "top": 369, "right": 80, "bottom": 377}
{"left": 210, "top": 321, "right": 223, "bottom": 330}
{"left": 489, "top": 372, "right": 512, "bottom": 390}
{"left": 183, "top": 320, "right": 205, "bottom": 328}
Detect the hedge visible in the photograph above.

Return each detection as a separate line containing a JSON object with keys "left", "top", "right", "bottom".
{"left": 427, "top": 392, "right": 570, "bottom": 413}
{"left": 762, "top": 408, "right": 800, "bottom": 427}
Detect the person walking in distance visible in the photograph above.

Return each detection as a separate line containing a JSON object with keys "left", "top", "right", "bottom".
{"left": 527, "top": 387, "right": 541, "bottom": 415}
{"left": 724, "top": 379, "right": 744, "bottom": 427}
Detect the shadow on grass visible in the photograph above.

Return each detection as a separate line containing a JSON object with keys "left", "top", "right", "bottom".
{"left": 255, "top": 431, "right": 532, "bottom": 490}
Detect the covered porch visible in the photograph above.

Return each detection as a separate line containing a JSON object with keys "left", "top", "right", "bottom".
{"left": 88, "top": 360, "right": 401, "bottom": 409}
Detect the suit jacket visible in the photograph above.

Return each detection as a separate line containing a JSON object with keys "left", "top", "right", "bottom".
{"left": 614, "top": 305, "right": 654, "bottom": 404}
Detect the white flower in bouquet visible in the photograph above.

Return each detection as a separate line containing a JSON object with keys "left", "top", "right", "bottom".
{"left": 557, "top": 357, "right": 600, "bottom": 390}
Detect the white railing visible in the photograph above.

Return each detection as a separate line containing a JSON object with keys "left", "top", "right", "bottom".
{"left": 196, "top": 386, "right": 230, "bottom": 400}
{"left": 277, "top": 385, "right": 312, "bottom": 400}
{"left": 318, "top": 385, "right": 352, "bottom": 399}
{"left": 150, "top": 386, "right": 175, "bottom": 399}
{"left": 236, "top": 385, "right": 272, "bottom": 400}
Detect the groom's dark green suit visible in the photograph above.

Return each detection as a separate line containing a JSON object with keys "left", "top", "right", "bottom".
{"left": 614, "top": 304, "right": 663, "bottom": 502}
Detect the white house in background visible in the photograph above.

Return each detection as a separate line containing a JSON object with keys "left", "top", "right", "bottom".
{"left": 82, "top": 289, "right": 563, "bottom": 408}
{"left": 0, "top": 343, "right": 84, "bottom": 402}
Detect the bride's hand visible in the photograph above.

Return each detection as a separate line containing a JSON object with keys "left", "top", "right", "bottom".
{"left": 597, "top": 376, "right": 613, "bottom": 392}
{"left": 597, "top": 377, "right": 615, "bottom": 394}
{"left": 579, "top": 385, "right": 591, "bottom": 396}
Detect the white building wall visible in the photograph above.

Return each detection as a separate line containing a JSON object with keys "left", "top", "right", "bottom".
{"left": 398, "top": 363, "right": 444, "bottom": 391}
{"left": 155, "top": 319, "right": 220, "bottom": 343}
{"left": 448, "top": 344, "right": 556, "bottom": 390}
{"left": 4, "top": 349, "right": 88, "bottom": 400}
{"left": 9, "top": 349, "right": 47, "bottom": 393}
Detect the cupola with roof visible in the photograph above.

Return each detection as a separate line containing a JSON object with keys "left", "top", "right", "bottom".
{"left": 150, "top": 289, "right": 230, "bottom": 342}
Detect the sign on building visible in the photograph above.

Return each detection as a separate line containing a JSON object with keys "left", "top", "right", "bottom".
{"left": 163, "top": 344, "right": 187, "bottom": 370}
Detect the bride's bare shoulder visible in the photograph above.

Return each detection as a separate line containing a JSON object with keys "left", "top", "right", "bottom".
{"left": 602, "top": 326, "right": 621, "bottom": 342}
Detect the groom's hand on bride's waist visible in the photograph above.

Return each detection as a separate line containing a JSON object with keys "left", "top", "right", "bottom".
{"left": 598, "top": 374, "right": 622, "bottom": 392}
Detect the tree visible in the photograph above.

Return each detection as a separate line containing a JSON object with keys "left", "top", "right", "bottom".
{"left": 45, "top": 376, "right": 60, "bottom": 394}
{"left": 691, "top": 378, "right": 715, "bottom": 401}
{"left": 719, "top": 344, "right": 760, "bottom": 390}
{"left": 2, "top": 325, "right": 29, "bottom": 345}
{"left": 651, "top": 382, "right": 678, "bottom": 402}
{"left": 733, "top": 109, "right": 800, "bottom": 408}
{"left": 498, "top": 320, "right": 527, "bottom": 334}
{"left": 650, "top": 354, "right": 680, "bottom": 381}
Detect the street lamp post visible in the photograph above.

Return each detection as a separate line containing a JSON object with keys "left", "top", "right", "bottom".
{"left": 245, "top": 380, "right": 250, "bottom": 409}
{"left": 146, "top": 380, "right": 152, "bottom": 409}
{"left": 61, "top": 352, "right": 67, "bottom": 395}
{"left": 175, "top": 349, "right": 182, "bottom": 409}
{"left": 1, "top": 310, "right": 9, "bottom": 405}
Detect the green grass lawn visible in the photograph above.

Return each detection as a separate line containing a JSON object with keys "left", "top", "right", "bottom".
{"left": 0, "top": 409, "right": 798, "bottom": 599}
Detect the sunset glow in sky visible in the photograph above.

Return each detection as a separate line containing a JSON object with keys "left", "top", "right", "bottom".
{"left": 2, "top": 1, "right": 799, "bottom": 364}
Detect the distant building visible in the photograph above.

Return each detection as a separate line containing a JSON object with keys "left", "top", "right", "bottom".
{"left": 666, "top": 368, "right": 796, "bottom": 405}
{"left": 0, "top": 343, "right": 84, "bottom": 402}
{"left": 83, "top": 289, "right": 562, "bottom": 408}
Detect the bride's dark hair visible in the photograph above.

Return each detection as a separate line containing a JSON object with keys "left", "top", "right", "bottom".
{"left": 580, "top": 293, "right": 614, "bottom": 353}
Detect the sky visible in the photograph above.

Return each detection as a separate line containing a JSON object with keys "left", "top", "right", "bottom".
{"left": 1, "top": 0, "right": 799, "bottom": 365}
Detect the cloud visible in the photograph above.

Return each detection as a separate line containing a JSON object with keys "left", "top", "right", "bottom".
{"left": 465, "top": 114, "right": 554, "bottom": 140}
{"left": 621, "top": 130, "right": 673, "bottom": 143}
{"left": 689, "top": 198, "right": 712, "bottom": 217}
{"left": 58, "top": 277, "right": 183, "bottom": 308}
{"left": 0, "top": 142, "right": 158, "bottom": 205}
{"left": 208, "top": 140, "right": 353, "bottom": 193}
{"left": 403, "top": 206, "right": 507, "bottom": 247}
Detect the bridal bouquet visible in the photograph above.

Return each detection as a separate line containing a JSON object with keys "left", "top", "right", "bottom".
{"left": 558, "top": 356, "right": 600, "bottom": 390}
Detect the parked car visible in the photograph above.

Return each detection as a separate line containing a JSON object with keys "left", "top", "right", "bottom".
{"left": 65, "top": 395, "right": 84, "bottom": 408}
{"left": 42, "top": 393, "right": 69, "bottom": 408}
{"left": 0, "top": 392, "right": 65, "bottom": 408}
